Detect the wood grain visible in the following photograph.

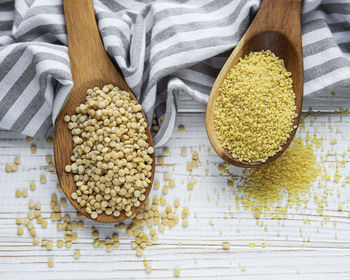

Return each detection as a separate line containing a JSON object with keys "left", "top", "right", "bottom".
{"left": 2, "top": 95, "right": 350, "bottom": 279}
{"left": 206, "top": 0, "right": 304, "bottom": 168}
{"left": 53, "top": 0, "right": 155, "bottom": 223}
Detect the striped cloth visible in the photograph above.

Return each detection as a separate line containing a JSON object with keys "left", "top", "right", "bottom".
{"left": 1, "top": 0, "right": 350, "bottom": 146}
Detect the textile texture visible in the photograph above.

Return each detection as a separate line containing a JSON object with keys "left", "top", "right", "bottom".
{"left": 0, "top": 0, "right": 349, "bottom": 146}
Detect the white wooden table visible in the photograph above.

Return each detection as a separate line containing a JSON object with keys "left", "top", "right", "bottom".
{"left": 1, "top": 91, "right": 350, "bottom": 280}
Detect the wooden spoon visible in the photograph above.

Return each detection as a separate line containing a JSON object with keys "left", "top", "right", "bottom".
{"left": 205, "top": 0, "right": 303, "bottom": 168}
{"left": 54, "top": 0, "right": 155, "bottom": 223}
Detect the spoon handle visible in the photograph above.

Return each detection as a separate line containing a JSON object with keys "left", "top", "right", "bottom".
{"left": 63, "top": 0, "right": 115, "bottom": 85}
{"left": 252, "top": 0, "right": 303, "bottom": 47}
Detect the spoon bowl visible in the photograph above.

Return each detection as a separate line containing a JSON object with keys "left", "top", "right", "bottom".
{"left": 54, "top": 0, "right": 155, "bottom": 223}
{"left": 206, "top": 0, "right": 303, "bottom": 168}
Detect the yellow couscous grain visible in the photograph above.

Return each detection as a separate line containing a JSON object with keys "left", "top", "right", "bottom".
{"left": 22, "top": 189, "right": 28, "bottom": 197}
{"left": 17, "top": 227, "right": 24, "bottom": 235}
{"left": 145, "top": 264, "right": 152, "bottom": 273}
{"left": 29, "top": 182, "right": 36, "bottom": 191}
{"left": 41, "top": 220, "right": 48, "bottom": 228}
{"left": 162, "top": 185, "right": 169, "bottom": 195}
{"left": 40, "top": 175, "right": 46, "bottom": 184}
{"left": 235, "top": 137, "right": 321, "bottom": 218}
{"left": 46, "top": 137, "right": 53, "bottom": 145}
{"left": 14, "top": 157, "right": 21, "bottom": 165}
{"left": 45, "top": 155, "right": 52, "bottom": 163}
{"left": 48, "top": 259, "right": 54, "bottom": 267}
{"left": 33, "top": 237, "right": 40, "bottom": 245}
{"left": 15, "top": 190, "right": 22, "bottom": 197}
{"left": 169, "top": 179, "right": 176, "bottom": 188}
{"left": 187, "top": 182, "right": 194, "bottom": 190}
{"left": 73, "top": 250, "right": 81, "bottom": 259}
{"left": 30, "top": 145, "right": 37, "bottom": 154}
{"left": 157, "top": 157, "right": 164, "bottom": 165}
{"left": 162, "top": 147, "right": 170, "bottom": 156}
{"left": 56, "top": 183, "right": 62, "bottom": 192}
{"left": 5, "top": 164, "right": 12, "bottom": 172}
{"left": 159, "top": 197, "right": 166, "bottom": 206}
{"left": 11, "top": 164, "right": 18, "bottom": 172}
{"left": 174, "top": 200, "right": 180, "bottom": 208}
{"left": 173, "top": 268, "right": 181, "bottom": 277}
{"left": 226, "top": 180, "right": 234, "bottom": 189}
{"left": 136, "top": 248, "right": 143, "bottom": 256}
{"left": 181, "top": 208, "right": 189, "bottom": 219}
{"left": 163, "top": 173, "right": 170, "bottom": 181}
{"left": 222, "top": 242, "right": 230, "bottom": 250}
{"left": 214, "top": 50, "right": 296, "bottom": 163}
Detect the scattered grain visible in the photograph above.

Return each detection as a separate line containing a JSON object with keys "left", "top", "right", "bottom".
{"left": 14, "top": 157, "right": 21, "bottom": 165}
{"left": 74, "top": 250, "right": 81, "bottom": 259}
{"left": 30, "top": 145, "right": 37, "bottom": 154}
{"left": 145, "top": 264, "right": 152, "bottom": 273}
{"left": 16, "top": 217, "right": 22, "bottom": 225}
{"left": 46, "top": 137, "right": 53, "bottom": 145}
{"left": 222, "top": 242, "right": 230, "bottom": 250}
{"left": 48, "top": 259, "right": 54, "bottom": 267}
{"left": 40, "top": 175, "right": 46, "bottom": 184}
{"left": 234, "top": 138, "right": 321, "bottom": 218}
{"left": 17, "top": 227, "right": 24, "bottom": 235}
{"left": 173, "top": 268, "right": 181, "bottom": 277}
{"left": 29, "top": 182, "right": 36, "bottom": 191}
{"left": 46, "top": 155, "right": 52, "bottom": 163}
{"left": 162, "top": 147, "right": 170, "bottom": 156}
{"left": 22, "top": 189, "right": 28, "bottom": 197}
{"left": 15, "top": 190, "right": 22, "bottom": 198}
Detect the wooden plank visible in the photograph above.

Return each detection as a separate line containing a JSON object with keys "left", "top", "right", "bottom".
{"left": 1, "top": 93, "right": 350, "bottom": 279}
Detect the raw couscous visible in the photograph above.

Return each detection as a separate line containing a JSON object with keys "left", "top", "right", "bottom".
{"left": 64, "top": 84, "right": 154, "bottom": 219}
{"left": 214, "top": 50, "right": 296, "bottom": 163}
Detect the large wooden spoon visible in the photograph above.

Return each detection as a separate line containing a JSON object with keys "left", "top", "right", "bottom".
{"left": 206, "top": 0, "right": 303, "bottom": 168}
{"left": 54, "top": 0, "right": 155, "bottom": 223}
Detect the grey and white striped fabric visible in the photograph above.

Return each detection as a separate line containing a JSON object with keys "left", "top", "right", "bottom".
{"left": 1, "top": 0, "right": 350, "bottom": 146}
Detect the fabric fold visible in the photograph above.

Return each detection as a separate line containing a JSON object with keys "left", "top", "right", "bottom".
{"left": 0, "top": 0, "right": 349, "bottom": 146}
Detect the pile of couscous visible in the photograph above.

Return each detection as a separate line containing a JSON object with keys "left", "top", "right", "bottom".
{"left": 214, "top": 50, "right": 297, "bottom": 162}
{"left": 64, "top": 85, "right": 154, "bottom": 219}
{"left": 237, "top": 137, "right": 321, "bottom": 218}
